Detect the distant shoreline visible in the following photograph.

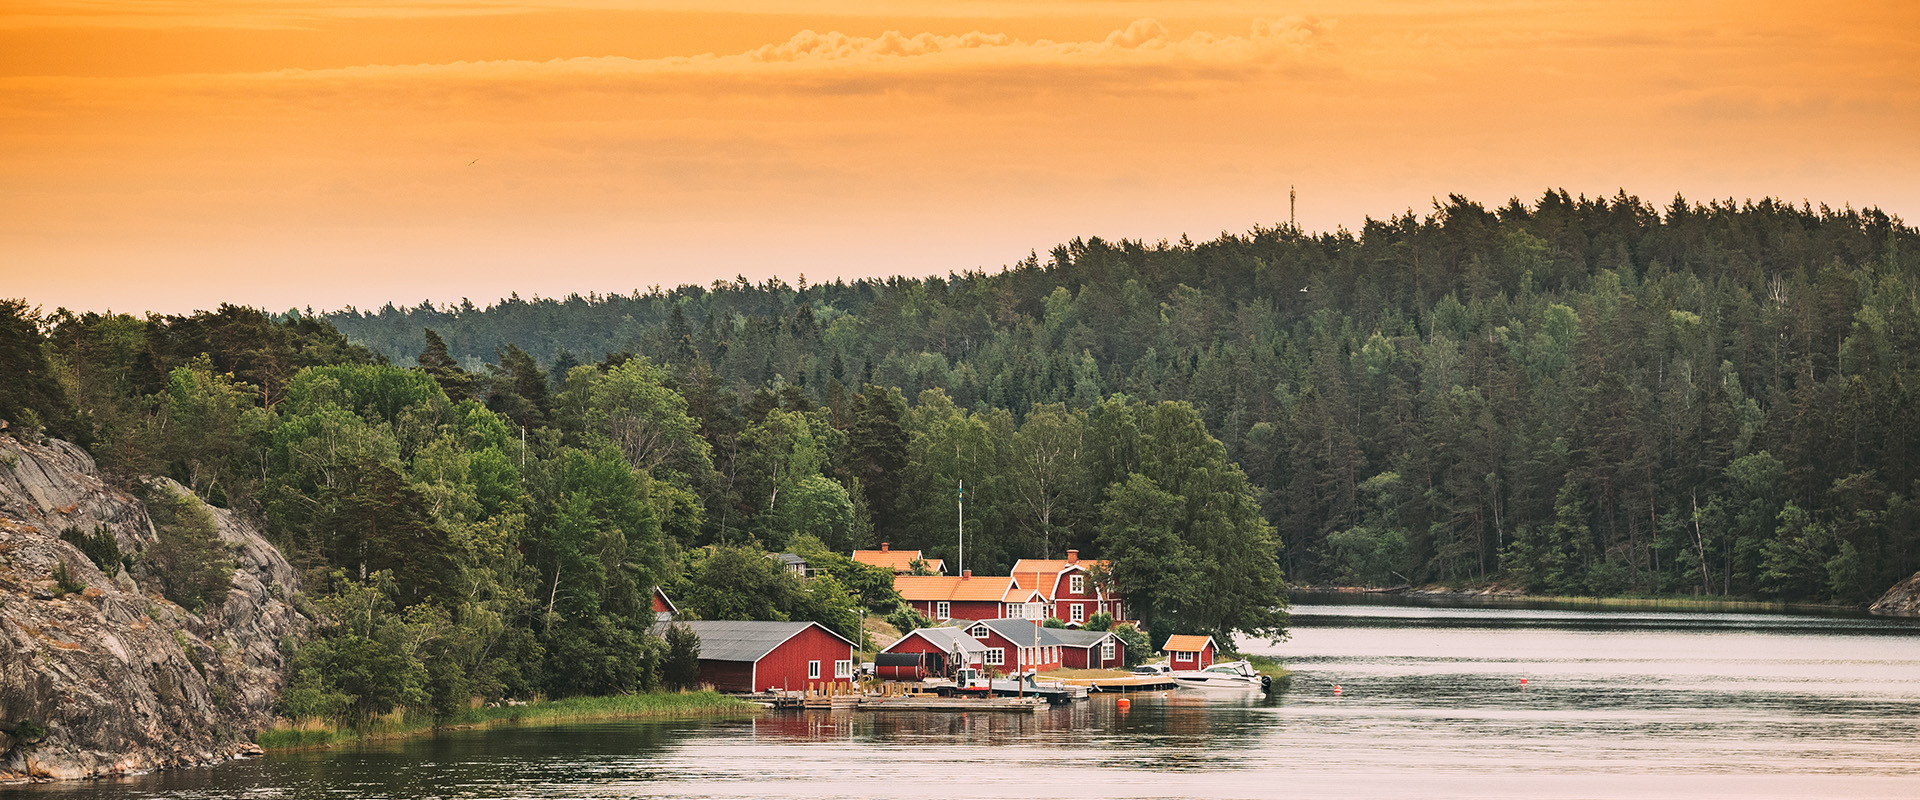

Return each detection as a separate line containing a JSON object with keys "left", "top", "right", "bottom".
{"left": 1290, "top": 585, "right": 1863, "bottom": 615}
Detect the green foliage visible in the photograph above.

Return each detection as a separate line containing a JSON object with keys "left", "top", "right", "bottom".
{"left": 1042, "top": 617, "right": 1067, "bottom": 629}
{"left": 1110, "top": 622, "right": 1150, "bottom": 667}
{"left": 51, "top": 561, "right": 85, "bottom": 596}
{"left": 61, "top": 524, "right": 124, "bottom": 577}
{"left": 144, "top": 485, "right": 235, "bottom": 612}
{"left": 663, "top": 623, "right": 702, "bottom": 692}
{"left": 886, "top": 604, "right": 932, "bottom": 634}
{"left": 1085, "top": 611, "right": 1114, "bottom": 632}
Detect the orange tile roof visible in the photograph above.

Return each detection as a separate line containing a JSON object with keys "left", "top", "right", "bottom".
{"left": 1011, "top": 558, "right": 1110, "bottom": 600}
{"left": 1162, "top": 634, "right": 1215, "bottom": 653}
{"left": 852, "top": 549, "right": 945, "bottom": 574}
{"left": 894, "top": 575, "right": 1017, "bottom": 603}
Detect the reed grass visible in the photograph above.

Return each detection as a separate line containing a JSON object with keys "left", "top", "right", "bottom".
{"left": 255, "top": 690, "right": 758, "bottom": 751}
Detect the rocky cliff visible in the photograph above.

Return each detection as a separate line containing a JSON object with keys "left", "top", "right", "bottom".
{"left": 1869, "top": 571, "right": 1920, "bottom": 617}
{"left": 0, "top": 434, "right": 308, "bottom": 781}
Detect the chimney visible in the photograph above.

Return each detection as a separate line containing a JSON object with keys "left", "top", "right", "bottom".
{"left": 881, "top": 542, "right": 889, "bottom": 552}
{"left": 962, "top": 570, "right": 972, "bottom": 580}
{"left": 1067, "top": 549, "right": 1079, "bottom": 565}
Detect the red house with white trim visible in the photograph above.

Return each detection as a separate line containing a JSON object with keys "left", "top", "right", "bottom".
{"left": 669, "top": 620, "right": 857, "bottom": 693}
{"left": 852, "top": 542, "right": 946, "bottom": 575}
{"left": 1051, "top": 628, "right": 1125, "bottom": 669}
{"left": 1162, "top": 634, "right": 1216, "bottom": 670}
{"left": 896, "top": 572, "right": 1044, "bottom": 622}
{"left": 953, "top": 618, "right": 1066, "bottom": 674}
{"left": 1012, "top": 550, "right": 1126, "bottom": 626}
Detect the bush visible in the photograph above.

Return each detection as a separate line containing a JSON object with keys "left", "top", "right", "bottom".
{"left": 1043, "top": 617, "right": 1067, "bottom": 629}
{"left": 663, "top": 623, "right": 701, "bottom": 691}
{"left": 60, "top": 524, "right": 124, "bottom": 577}
{"left": 1111, "top": 622, "right": 1151, "bottom": 667}
{"left": 51, "top": 561, "right": 84, "bottom": 596}
{"left": 885, "top": 604, "right": 930, "bottom": 633}
{"left": 1086, "top": 612, "right": 1114, "bottom": 632}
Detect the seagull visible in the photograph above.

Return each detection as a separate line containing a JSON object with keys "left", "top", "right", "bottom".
{"left": 468, "top": 159, "right": 479, "bottom": 167}
{"left": 1300, "top": 286, "right": 1309, "bottom": 292}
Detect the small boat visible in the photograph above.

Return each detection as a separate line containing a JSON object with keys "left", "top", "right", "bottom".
{"left": 1172, "top": 661, "right": 1272, "bottom": 692}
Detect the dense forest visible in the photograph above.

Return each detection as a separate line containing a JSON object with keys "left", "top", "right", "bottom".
{"left": 324, "top": 191, "right": 1920, "bottom": 604}
{"left": 3, "top": 189, "right": 1916, "bottom": 722}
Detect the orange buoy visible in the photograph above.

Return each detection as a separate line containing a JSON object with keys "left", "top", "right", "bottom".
{"left": 1333, "top": 684, "right": 1343, "bottom": 696}
{"left": 1117, "top": 698, "right": 1131, "bottom": 710}
{"left": 1520, "top": 678, "right": 1528, "bottom": 686}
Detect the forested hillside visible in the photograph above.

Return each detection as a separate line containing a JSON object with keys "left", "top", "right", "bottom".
{"left": 326, "top": 191, "right": 1920, "bottom": 604}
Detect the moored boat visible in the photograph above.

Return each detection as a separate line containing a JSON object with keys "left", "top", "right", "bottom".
{"left": 1172, "top": 660, "right": 1271, "bottom": 692}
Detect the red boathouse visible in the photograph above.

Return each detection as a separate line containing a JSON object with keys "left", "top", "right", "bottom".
{"left": 668, "top": 620, "right": 858, "bottom": 693}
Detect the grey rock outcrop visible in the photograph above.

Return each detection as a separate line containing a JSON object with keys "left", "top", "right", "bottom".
{"left": 1869, "top": 570, "right": 1920, "bottom": 617}
{"left": 0, "top": 435, "right": 308, "bottom": 781}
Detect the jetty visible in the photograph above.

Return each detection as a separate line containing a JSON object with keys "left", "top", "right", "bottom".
{"left": 1053, "top": 675, "right": 1178, "bottom": 693}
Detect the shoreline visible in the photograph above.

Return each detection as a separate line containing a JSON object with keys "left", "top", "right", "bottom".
{"left": 1290, "top": 585, "right": 1864, "bottom": 615}
{"left": 256, "top": 690, "right": 762, "bottom": 752}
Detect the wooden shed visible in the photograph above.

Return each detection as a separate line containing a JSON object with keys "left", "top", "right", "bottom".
{"left": 669, "top": 620, "right": 857, "bottom": 693}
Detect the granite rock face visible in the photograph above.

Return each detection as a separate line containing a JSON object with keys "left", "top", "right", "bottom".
{"left": 0, "top": 435, "right": 308, "bottom": 781}
{"left": 1869, "top": 571, "right": 1920, "bottom": 618}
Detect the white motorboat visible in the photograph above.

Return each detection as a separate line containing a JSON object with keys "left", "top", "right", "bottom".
{"left": 1172, "top": 660, "right": 1271, "bottom": 692}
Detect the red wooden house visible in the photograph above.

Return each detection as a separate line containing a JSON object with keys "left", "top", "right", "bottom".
{"left": 1011, "top": 550, "right": 1126, "bottom": 626}
{"left": 1161, "top": 634, "right": 1216, "bottom": 670}
{"left": 669, "top": 620, "right": 857, "bottom": 693}
{"left": 1050, "top": 628, "right": 1125, "bottom": 669}
{"left": 954, "top": 618, "right": 1067, "bottom": 674}
{"left": 876, "top": 627, "right": 988, "bottom": 680}
{"left": 896, "top": 572, "right": 1043, "bottom": 622}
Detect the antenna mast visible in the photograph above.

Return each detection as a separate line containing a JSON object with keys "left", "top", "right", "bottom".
{"left": 957, "top": 479, "right": 965, "bottom": 574}
{"left": 1290, "top": 185, "right": 1297, "bottom": 231}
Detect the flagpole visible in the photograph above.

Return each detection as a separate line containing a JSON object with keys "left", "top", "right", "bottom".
{"left": 957, "top": 479, "right": 964, "bottom": 575}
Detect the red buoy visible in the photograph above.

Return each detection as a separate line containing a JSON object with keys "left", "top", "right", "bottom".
{"left": 1333, "top": 684, "right": 1343, "bottom": 696}
{"left": 1520, "top": 678, "right": 1529, "bottom": 686}
{"left": 1117, "top": 698, "right": 1131, "bottom": 710}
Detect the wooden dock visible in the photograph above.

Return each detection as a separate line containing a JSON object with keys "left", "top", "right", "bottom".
{"left": 1053, "top": 675, "right": 1178, "bottom": 693}
{"left": 860, "top": 696, "right": 1048, "bottom": 713}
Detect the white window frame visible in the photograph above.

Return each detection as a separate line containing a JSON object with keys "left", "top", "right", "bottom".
{"left": 808, "top": 660, "right": 822, "bottom": 679}
{"left": 984, "top": 648, "right": 1005, "bottom": 665}
{"left": 1004, "top": 603, "right": 1016, "bottom": 618}
{"left": 1069, "top": 603, "right": 1085, "bottom": 623}
{"left": 1174, "top": 651, "right": 1193, "bottom": 663}
{"left": 970, "top": 624, "right": 989, "bottom": 639}
{"left": 1070, "top": 574, "right": 1085, "bottom": 594}
{"left": 936, "top": 601, "right": 951, "bottom": 620}
{"left": 834, "top": 660, "right": 853, "bottom": 679}
{"left": 1101, "top": 640, "right": 1115, "bottom": 662}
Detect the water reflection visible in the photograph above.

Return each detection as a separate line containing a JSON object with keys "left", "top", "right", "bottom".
{"left": 9, "top": 602, "right": 1920, "bottom": 799}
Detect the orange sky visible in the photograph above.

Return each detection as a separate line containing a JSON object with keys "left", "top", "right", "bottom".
{"left": 3, "top": 1, "right": 1916, "bottom": 315}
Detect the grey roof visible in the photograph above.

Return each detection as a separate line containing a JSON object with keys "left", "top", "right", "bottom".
{"left": 775, "top": 553, "right": 808, "bottom": 566}
{"left": 663, "top": 620, "right": 854, "bottom": 663}
{"left": 1045, "top": 628, "right": 1117, "bottom": 649}
{"left": 890, "top": 626, "right": 989, "bottom": 656}
{"left": 965, "top": 618, "right": 1075, "bottom": 648}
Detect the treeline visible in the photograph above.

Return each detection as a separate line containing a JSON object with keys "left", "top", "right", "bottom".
{"left": 327, "top": 191, "right": 1920, "bottom": 604}
{"left": 0, "top": 298, "right": 1279, "bottom": 722}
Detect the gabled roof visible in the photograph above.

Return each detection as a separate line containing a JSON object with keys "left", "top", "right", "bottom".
{"left": 664, "top": 620, "right": 855, "bottom": 662}
{"left": 853, "top": 548, "right": 946, "bottom": 574}
{"left": 894, "top": 574, "right": 1018, "bottom": 602}
{"left": 774, "top": 553, "right": 808, "bottom": 566}
{"left": 1046, "top": 628, "right": 1117, "bottom": 649}
{"left": 1011, "top": 558, "right": 1111, "bottom": 600}
{"left": 964, "top": 618, "right": 1071, "bottom": 648}
{"left": 887, "top": 626, "right": 989, "bottom": 656}
{"left": 1161, "top": 634, "right": 1216, "bottom": 653}
{"left": 652, "top": 586, "right": 679, "bottom": 614}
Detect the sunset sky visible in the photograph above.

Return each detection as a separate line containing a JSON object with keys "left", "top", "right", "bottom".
{"left": 3, "top": 1, "right": 1915, "bottom": 315}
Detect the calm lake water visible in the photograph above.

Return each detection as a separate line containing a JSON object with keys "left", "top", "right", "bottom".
{"left": 12, "top": 600, "right": 1920, "bottom": 799}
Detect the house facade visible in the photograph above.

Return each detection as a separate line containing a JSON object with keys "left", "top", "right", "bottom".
{"left": 877, "top": 627, "right": 987, "bottom": 680}
{"left": 1161, "top": 634, "right": 1216, "bottom": 670}
{"left": 895, "top": 572, "right": 1039, "bottom": 622}
{"left": 1011, "top": 550, "right": 1126, "bottom": 626}
{"left": 1050, "top": 628, "right": 1125, "bottom": 669}
{"left": 953, "top": 618, "right": 1067, "bottom": 674}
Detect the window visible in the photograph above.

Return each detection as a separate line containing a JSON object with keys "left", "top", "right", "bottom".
{"left": 970, "top": 624, "right": 989, "bottom": 639}
{"left": 1070, "top": 574, "right": 1085, "bottom": 594}
{"left": 1174, "top": 651, "right": 1193, "bottom": 663}
{"left": 985, "top": 648, "right": 1005, "bottom": 665}
{"left": 834, "top": 660, "right": 853, "bottom": 679}
{"left": 1069, "top": 604, "right": 1085, "bottom": 623}
{"left": 808, "top": 660, "right": 822, "bottom": 679}
{"left": 1003, "top": 603, "right": 1016, "bottom": 618}
{"left": 936, "top": 601, "right": 950, "bottom": 620}
{"left": 1101, "top": 640, "right": 1116, "bottom": 662}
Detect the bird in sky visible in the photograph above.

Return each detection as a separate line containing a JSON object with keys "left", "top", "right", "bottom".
{"left": 468, "top": 159, "right": 479, "bottom": 167}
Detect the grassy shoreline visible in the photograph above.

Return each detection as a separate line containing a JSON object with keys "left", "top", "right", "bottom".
{"left": 256, "top": 690, "right": 760, "bottom": 751}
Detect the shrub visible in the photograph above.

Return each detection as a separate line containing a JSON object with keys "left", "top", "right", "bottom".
{"left": 51, "top": 561, "right": 84, "bottom": 596}
{"left": 60, "top": 524, "right": 124, "bottom": 577}
{"left": 1086, "top": 612, "right": 1114, "bottom": 632}
{"left": 663, "top": 623, "right": 702, "bottom": 691}
{"left": 885, "top": 604, "right": 930, "bottom": 633}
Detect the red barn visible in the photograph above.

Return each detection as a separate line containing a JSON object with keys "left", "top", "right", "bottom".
{"left": 896, "top": 572, "right": 1041, "bottom": 622}
{"left": 1050, "top": 628, "right": 1125, "bottom": 669}
{"left": 1012, "top": 550, "right": 1127, "bottom": 626}
{"left": 670, "top": 620, "right": 857, "bottom": 693}
{"left": 1162, "top": 634, "right": 1216, "bottom": 670}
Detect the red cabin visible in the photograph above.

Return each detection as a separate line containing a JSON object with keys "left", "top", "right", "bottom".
{"left": 1052, "top": 629, "right": 1125, "bottom": 669}
{"left": 955, "top": 618, "right": 1065, "bottom": 674}
{"left": 1162, "top": 634, "right": 1216, "bottom": 670}
{"left": 876, "top": 627, "right": 987, "bottom": 680}
{"left": 669, "top": 620, "right": 857, "bottom": 693}
{"left": 895, "top": 572, "right": 1036, "bottom": 622}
